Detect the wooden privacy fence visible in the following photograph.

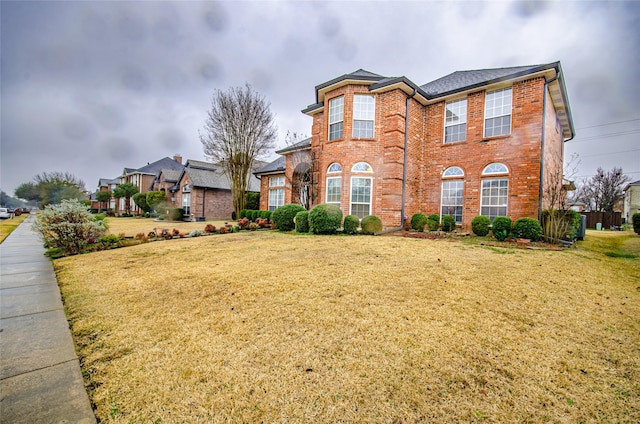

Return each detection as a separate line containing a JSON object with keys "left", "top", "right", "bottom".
{"left": 583, "top": 211, "right": 622, "bottom": 229}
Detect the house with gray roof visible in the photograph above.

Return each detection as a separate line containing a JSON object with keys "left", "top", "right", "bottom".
{"left": 256, "top": 61, "right": 575, "bottom": 230}
{"left": 173, "top": 159, "right": 265, "bottom": 220}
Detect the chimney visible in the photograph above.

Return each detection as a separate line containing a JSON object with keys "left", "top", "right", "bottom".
{"left": 174, "top": 154, "right": 182, "bottom": 164}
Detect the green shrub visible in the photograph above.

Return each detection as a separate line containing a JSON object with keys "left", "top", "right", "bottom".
{"left": 471, "top": 216, "right": 491, "bottom": 236}
{"left": 171, "top": 208, "right": 185, "bottom": 221}
{"left": 239, "top": 209, "right": 248, "bottom": 219}
{"left": 492, "top": 216, "right": 512, "bottom": 241}
{"left": 513, "top": 217, "right": 542, "bottom": 241}
{"left": 441, "top": 215, "right": 456, "bottom": 232}
{"left": 132, "top": 192, "right": 151, "bottom": 213}
{"left": 98, "top": 234, "right": 122, "bottom": 248}
{"left": 427, "top": 214, "right": 439, "bottom": 231}
{"left": 309, "top": 203, "right": 343, "bottom": 234}
{"left": 361, "top": 215, "right": 383, "bottom": 235}
{"left": 541, "top": 209, "right": 581, "bottom": 241}
{"left": 410, "top": 213, "right": 428, "bottom": 232}
{"left": 271, "top": 204, "right": 306, "bottom": 231}
{"left": 246, "top": 191, "right": 260, "bottom": 211}
{"left": 295, "top": 210, "right": 310, "bottom": 233}
{"left": 260, "top": 210, "right": 272, "bottom": 220}
{"left": 633, "top": 213, "right": 640, "bottom": 235}
{"left": 343, "top": 215, "right": 360, "bottom": 235}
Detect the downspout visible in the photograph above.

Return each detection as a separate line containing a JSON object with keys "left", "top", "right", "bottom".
{"left": 377, "top": 88, "right": 417, "bottom": 234}
{"left": 202, "top": 188, "right": 206, "bottom": 218}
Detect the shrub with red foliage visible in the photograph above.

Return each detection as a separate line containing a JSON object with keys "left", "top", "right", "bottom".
{"left": 204, "top": 224, "right": 217, "bottom": 233}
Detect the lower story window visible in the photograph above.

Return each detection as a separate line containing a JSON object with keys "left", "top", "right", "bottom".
{"left": 441, "top": 180, "right": 464, "bottom": 224}
{"left": 182, "top": 193, "right": 191, "bottom": 215}
{"left": 268, "top": 188, "right": 284, "bottom": 211}
{"left": 350, "top": 177, "right": 372, "bottom": 219}
{"left": 326, "top": 177, "right": 341, "bottom": 204}
{"left": 480, "top": 178, "right": 508, "bottom": 222}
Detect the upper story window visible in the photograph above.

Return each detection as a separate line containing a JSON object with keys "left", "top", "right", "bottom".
{"left": 352, "top": 162, "right": 373, "bottom": 172}
{"left": 327, "top": 163, "right": 342, "bottom": 173}
{"left": 353, "top": 94, "right": 375, "bottom": 138}
{"left": 444, "top": 98, "right": 467, "bottom": 143}
{"left": 484, "top": 87, "right": 512, "bottom": 137}
{"left": 328, "top": 96, "right": 344, "bottom": 140}
{"left": 482, "top": 163, "right": 508, "bottom": 175}
{"left": 443, "top": 166, "right": 464, "bottom": 177}
{"left": 269, "top": 176, "right": 284, "bottom": 187}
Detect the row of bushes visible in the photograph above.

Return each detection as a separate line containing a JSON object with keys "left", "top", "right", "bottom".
{"left": 410, "top": 213, "right": 456, "bottom": 232}
{"left": 471, "top": 216, "right": 543, "bottom": 241}
{"left": 271, "top": 203, "right": 384, "bottom": 235}
{"left": 238, "top": 209, "right": 273, "bottom": 221}
{"left": 632, "top": 212, "right": 640, "bottom": 236}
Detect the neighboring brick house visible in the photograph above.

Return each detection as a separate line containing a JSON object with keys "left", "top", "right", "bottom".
{"left": 90, "top": 177, "right": 122, "bottom": 211}
{"left": 623, "top": 180, "right": 640, "bottom": 224}
{"left": 256, "top": 61, "right": 575, "bottom": 231}
{"left": 119, "top": 156, "right": 184, "bottom": 214}
{"left": 173, "top": 159, "right": 264, "bottom": 220}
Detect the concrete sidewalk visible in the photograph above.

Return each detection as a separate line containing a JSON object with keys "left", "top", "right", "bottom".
{"left": 0, "top": 215, "right": 95, "bottom": 423}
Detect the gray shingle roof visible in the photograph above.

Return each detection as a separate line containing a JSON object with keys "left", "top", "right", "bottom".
{"left": 180, "top": 160, "right": 262, "bottom": 192}
{"left": 420, "top": 64, "right": 554, "bottom": 97}
{"left": 134, "top": 157, "right": 184, "bottom": 174}
{"left": 254, "top": 156, "right": 285, "bottom": 175}
{"left": 275, "top": 137, "right": 311, "bottom": 154}
{"left": 157, "top": 168, "right": 182, "bottom": 183}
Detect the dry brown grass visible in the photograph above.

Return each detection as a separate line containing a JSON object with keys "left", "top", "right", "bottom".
{"left": 54, "top": 230, "right": 640, "bottom": 423}
{"left": 104, "top": 217, "right": 228, "bottom": 237}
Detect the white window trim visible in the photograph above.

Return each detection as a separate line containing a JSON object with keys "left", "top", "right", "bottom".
{"left": 440, "top": 179, "right": 464, "bottom": 224}
{"left": 349, "top": 176, "right": 373, "bottom": 218}
{"left": 480, "top": 177, "right": 509, "bottom": 221}
{"left": 326, "top": 176, "right": 342, "bottom": 205}
{"left": 328, "top": 96, "right": 344, "bottom": 141}
{"left": 351, "top": 162, "right": 373, "bottom": 173}
{"left": 327, "top": 163, "right": 342, "bottom": 173}
{"left": 444, "top": 98, "right": 467, "bottom": 143}
{"left": 268, "top": 188, "right": 284, "bottom": 211}
{"left": 483, "top": 87, "right": 512, "bottom": 138}
{"left": 482, "top": 163, "right": 509, "bottom": 175}
{"left": 353, "top": 94, "right": 375, "bottom": 138}
{"left": 269, "top": 176, "right": 285, "bottom": 187}
{"left": 443, "top": 166, "right": 464, "bottom": 178}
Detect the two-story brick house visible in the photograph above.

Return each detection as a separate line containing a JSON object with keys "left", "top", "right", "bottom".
{"left": 256, "top": 61, "right": 575, "bottom": 231}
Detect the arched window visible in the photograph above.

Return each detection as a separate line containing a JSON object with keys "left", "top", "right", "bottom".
{"left": 328, "top": 163, "right": 342, "bottom": 173}
{"left": 443, "top": 166, "right": 464, "bottom": 177}
{"left": 481, "top": 163, "right": 509, "bottom": 221}
{"left": 482, "top": 163, "right": 508, "bottom": 175}
{"left": 441, "top": 167, "right": 464, "bottom": 224}
{"left": 351, "top": 162, "right": 373, "bottom": 172}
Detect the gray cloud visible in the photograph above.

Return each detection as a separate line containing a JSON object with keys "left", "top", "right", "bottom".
{"left": 1, "top": 1, "right": 639, "bottom": 196}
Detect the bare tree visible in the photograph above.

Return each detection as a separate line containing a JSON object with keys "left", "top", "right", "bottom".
{"left": 200, "top": 84, "right": 277, "bottom": 216}
{"left": 541, "top": 152, "right": 579, "bottom": 242}
{"left": 576, "top": 167, "right": 629, "bottom": 212}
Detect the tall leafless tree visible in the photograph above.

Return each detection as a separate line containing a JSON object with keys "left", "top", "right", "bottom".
{"left": 200, "top": 84, "right": 277, "bottom": 216}
{"left": 576, "top": 167, "right": 629, "bottom": 212}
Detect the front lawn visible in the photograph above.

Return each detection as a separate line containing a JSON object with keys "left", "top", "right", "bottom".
{"left": 0, "top": 214, "right": 28, "bottom": 244}
{"left": 103, "top": 216, "right": 229, "bottom": 238}
{"left": 54, "top": 231, "right": 640, "bottom": 422}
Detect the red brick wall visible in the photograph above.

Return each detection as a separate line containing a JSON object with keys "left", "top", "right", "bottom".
{"left": 262, "top": 76, "right": 566, "bottom": 231}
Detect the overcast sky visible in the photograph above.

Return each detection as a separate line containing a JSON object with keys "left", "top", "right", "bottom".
{"left": 1, "top": 0, "right": 639, "bottom": 197}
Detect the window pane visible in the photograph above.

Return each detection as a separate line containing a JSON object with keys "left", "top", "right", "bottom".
{"left": 328, "top": 163, "right": 342, "bottom": 173}
{"left": 351, "top": 177, "right": 372, "bottom": 219}
{"left": 484, "top": 87, "right": 512, "bottom": 137}
{"left": 352, "top": 162, "right": 373, "bottom": 172}
{"left": 353, "top": 94, "right": 375, "bottom": 138}
{"left": 481, "top": 178, "right": 508, "bottom": 222}
{"left": 445, "top": 123, "right": 466, "bottom": 143}
{"left": 326, "top": 177, "right": 341, "bottom": 204}
{"left": 329, "top": 96, "right": 344, "bottom": 140}
{"left": 268, "top": 188, "right": 284, "bottom": 211}
{"left": 441, "top": 180, "right": 464, "bottom": 224}
{"left": 443, "top": 166, "right": 464, "bottom": 177}
{"left": 269, "top": 176, "right": 284, "bottom": 187}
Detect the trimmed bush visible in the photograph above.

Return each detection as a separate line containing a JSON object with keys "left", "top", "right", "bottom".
{"left": 309, "top": 203, "right": 343, "bottom": 234}
{"left": 633, "top": 212, "right": 640, "bottom": 235}
{"left": 441, "top": 215, "right": 456, "bottom": 232}
{"left": 361, "top": 215, "right": 383, "bottom": 235}
{"left": 295, "top": 210, "right": 310, "bottom": 233}
{"left": 343, "top": 215, "right": 360, "bottom": 235}
{"left": 471, "top": 216, "right": 491, "bottom": 236}
{"left": 239, "top": 209, "right": 248, "bottom": 219}
{"left": 410, "top": 213, "right": 428, "bottom": 232}
{"left": 427, "top": 214, "right": 439, "bottom": 231}
{"left": 513, "top": 217, "right": 543, "bottom": 241}
{"left": 271, "top": 204, "right": 306, "bottom": 231}
{"left": 492, "top": 216, "right": 512, "bottom": 241}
